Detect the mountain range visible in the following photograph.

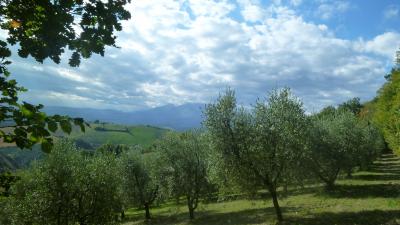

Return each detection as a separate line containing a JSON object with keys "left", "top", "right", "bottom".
{"left": 44, "top": 103, "right": 205, "bottom": 130}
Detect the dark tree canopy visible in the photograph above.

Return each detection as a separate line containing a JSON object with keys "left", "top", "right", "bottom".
{"left": 0, "top": 0, "right": 131, "bottom": 152}
{"left": 338, "top": 97, "right": 362, "bottom": 115}
{"left": 0, "top": 0, "right": 131, "bottom": 66}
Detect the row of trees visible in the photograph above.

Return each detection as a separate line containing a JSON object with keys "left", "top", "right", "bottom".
{"left": 203, "top": 88, "right": 384, "bottom": 222}
{"left": 1, "top": 89, "right": 385, "bottom": 224}
{"left": 1, "top": 132, "right": 212, "bottom": 224}
{"left": 361, "top": 68, "right": 400, "bottom": 155}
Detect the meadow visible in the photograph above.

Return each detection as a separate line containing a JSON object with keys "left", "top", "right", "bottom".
{"left": 122, "top": 154, "right": 400, "bottom": 225}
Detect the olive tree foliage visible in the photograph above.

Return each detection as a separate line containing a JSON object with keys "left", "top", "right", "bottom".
{"left": 156, "top": 131, "right": 211, "bottom": 220}
{"left": 306, "top": 109, "right": 384, "bottom": 189}
{"left": 204, "top": 88, "right": 308, "bottom": 222}
{"left": 0, "top": 0, "right": 131, "bottom": 151}
{"left": 97, "top": 143, "right": 130, "bottom": 156}
{"left": 3, "top": 140, "right": 122, "bottom": 225}
{"left": 338, "top": 97, "right": 362, "bottom": 115}
{"left": 358, "top": 122, "right": 385, "bottom": 170}
{"left": 120, "top": 150, "right": 162, "bottom": 220}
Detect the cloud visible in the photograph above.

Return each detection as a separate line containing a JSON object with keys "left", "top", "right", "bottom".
{"left": 237, "top": 0, "right": 266, "bottom": 22}
{"left": 356, "top": 32, "right": 400, "bottom": 59}
{"left": 7, "top": 0, "right": 398, "bottom": 113}
{"left": 315, "top": 1, "right": 351, "bottom": 20}
{"left": 290, "top": 0, "right": 302, "bottom": 7}
{"left": 384, "top": 5, "right": 399, "bottom": 19}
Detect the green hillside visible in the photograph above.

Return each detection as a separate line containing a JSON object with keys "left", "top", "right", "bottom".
{"left": 0, "top": 123, "right": 170, "bottom": 171}
{"left": 66, "top": 123, "right": 169, "bottom": 149}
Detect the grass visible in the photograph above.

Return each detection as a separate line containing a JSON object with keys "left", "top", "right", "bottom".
{"left": 59, "top": 123, "right": 169, "bottom": 148}
{"left": 123, "top": 154, "right": 400, "bottom": 225}
{"left": 0, "top": 123, "right": 169, "bottom": 170}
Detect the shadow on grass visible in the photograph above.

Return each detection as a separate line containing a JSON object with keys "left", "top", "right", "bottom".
{"left": 369, "top": 166, "right": 400, "bottom": 174}
{"left": 287, "top": 210, "right": 400, "bottom": 225}
{"left": 351, "top": 174, "right": 400, "bottom": 181}
{"left": 124, "top": 207, "right": 298, "bottom": 225}
{"left": 320, "top": 183, "right": 400, "bottom": 198}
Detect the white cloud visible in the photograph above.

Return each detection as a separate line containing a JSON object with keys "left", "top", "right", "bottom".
{"left": 316, "top": 1, "right": 351, "bottom": 20}
{"left": 384, "top": 5, "right": 399, "bottom": 19}
{"left": 290, "top": 0, "right": 302, "bottom": 7}
{"left": 356, "top": 32, "right": 400, "bottom": 59}
{"left": 237, "top": 0, "right": 266, "bottom": 22}
{"left": 8, "top": 0, "right": 398, "bottom": 112}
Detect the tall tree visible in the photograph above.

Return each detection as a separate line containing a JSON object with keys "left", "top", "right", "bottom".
{"left": 156, "top": 131, "right": 211, "bottom": 220}
{"left": 0, "top": 1, "right": 131, "bottom": 151}
{"left": 4, "top": 140, "right": 122, "bottom": 225}
{"left": 120, "top": 150, "right": 160, "bottom": 220}
{"left": 338, "top": 97, "right": 362, "bottom": 115}
{"left": 306, "top": 110, "right": 367, "bottom": 188}
{"left": 204, "top": 88, "right": 308, "bottom": 222}
{"left": 371, "top": 68, "right": 400, "bottom": 154}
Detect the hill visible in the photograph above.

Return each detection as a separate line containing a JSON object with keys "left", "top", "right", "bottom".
{"left": 44, "top": 103, "right": 204, "bottom": 130}
{"left": 66, "top": 123, "right": 169, "bottom": 149}
{"left": 0, "top": 123, "right": 169, "bottom": 171}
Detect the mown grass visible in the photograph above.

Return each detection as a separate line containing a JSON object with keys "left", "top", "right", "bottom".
{"left": 123, "top": 154, "right": 400, "bottom": 225}
{"left": 66, "top": 123, "right": 168, "bottom": 148}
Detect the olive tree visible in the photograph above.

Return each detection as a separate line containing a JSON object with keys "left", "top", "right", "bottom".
{"left": 356, "top": 121, "right": 385, "bottom": 170}
{"left": 156, "top": 131, "right": 211, "bottom": 220}
{"left": 5, "top": 140, "right": 122, "bottom": 225}
{"left": 307, "top": 110, "right": 366, "bottom": 188}
{"left": 120, "top": 150, "right": 161, "bottom": 220}
{"left": 204, "top": 88, "right": 308, "bottom": 222}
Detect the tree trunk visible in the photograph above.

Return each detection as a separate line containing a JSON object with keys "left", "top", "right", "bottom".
{"left": 121, "top": 210, "right": 125, "bottom": 220}
{"left": 283, "top": 182, "right": 288, "bottom": 197}
{"left": 187, "top": 196, "right": 195, "bottom": 220}
{"left": 189, "top": 208, "right": 194, "bottom": 220}
{"left": 268, "top": 185, "right": 283, "bottom": 222}
{"left": 144, "top": 203, "right": 151, "bottom": 220}
{"left": 325, "top": 180, "right": 336, "bottom": 191}
{"left": 346, "top": 169, "right": 352, "bottom": 178}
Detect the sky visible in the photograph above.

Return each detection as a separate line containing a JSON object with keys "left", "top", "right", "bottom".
{"left": 5, "top": 0, "right": 400, "bottom": 112}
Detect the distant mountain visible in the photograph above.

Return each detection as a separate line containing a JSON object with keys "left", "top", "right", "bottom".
{"left": 44, "top": 103, "right": 205, "bottom": 130}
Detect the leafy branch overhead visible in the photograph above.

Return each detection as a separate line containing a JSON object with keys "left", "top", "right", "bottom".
{"left": 0, "top": 0, "right": 131, "bottom": 67}
{"left": 0, "top": 0, "right": 131, "bottom": 152}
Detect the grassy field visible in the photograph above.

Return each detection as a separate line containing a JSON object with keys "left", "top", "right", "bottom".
{"left": 123, "top": 154, "right": 400, "bottom": 225}
{"left": 65, "top": 123, "right": 169, "bottom": 148}
{"left": 0, "top": 123, "right": 169, "bottom": 170}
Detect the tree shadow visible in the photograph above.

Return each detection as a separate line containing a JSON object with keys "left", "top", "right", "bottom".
{"left": 351, "top": 174, "right": 400, "bottom": 181}
{"left": 321, "top": 184, "right": 400, "bottom": 198}
{"left": 369, "top": 166, "right": 400, "bottom": 174}
{"left": 191, "top": 207, "right": 298, "bottom": 225}
{"left": 287, "top": 210, "right": 400, "bottom": 225}
{"left": 378, "top": 157, "right": 400, "bottom": 162}
{"left": 124, "top": 207, "right": 298, "bottom": 225}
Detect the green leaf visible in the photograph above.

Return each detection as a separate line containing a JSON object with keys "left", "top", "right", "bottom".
{"left": 73, "top": 118, "right": 85, "bottom": 132}
{"left": 48, "top": 120, "right": 58, "bottom": 132}
{"left": 41, "top": 138, "right": 53, "bottom": 153}
{"left": 29, "top": 134, "right": 39, "bottom": 143}
{"left": 60, "top": 120, "right": 72, "bottom": 134}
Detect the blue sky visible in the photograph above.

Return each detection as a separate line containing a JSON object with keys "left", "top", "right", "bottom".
{"left": 4, "top": 0, "right": 400, "bottom": 112}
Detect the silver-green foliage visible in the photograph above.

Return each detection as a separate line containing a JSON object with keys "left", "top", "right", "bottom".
{"left": 307, "top": 109, "right": 384, "bottom": 188}
{"left": 156, "top": 131, "right": 211, "bottom": 220}
{"left": 4, "top": 140, "right": 122, "bottom": 225}
{"left": 120, "top": 149, "right": 160, "bottom": 220}
{"left": 204, "top": 88, "right": 308, "bottom": 221}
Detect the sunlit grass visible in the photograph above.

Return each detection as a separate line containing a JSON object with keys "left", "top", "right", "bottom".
{"left": 123, "top": 154, "right": 400, "bottom": 225}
